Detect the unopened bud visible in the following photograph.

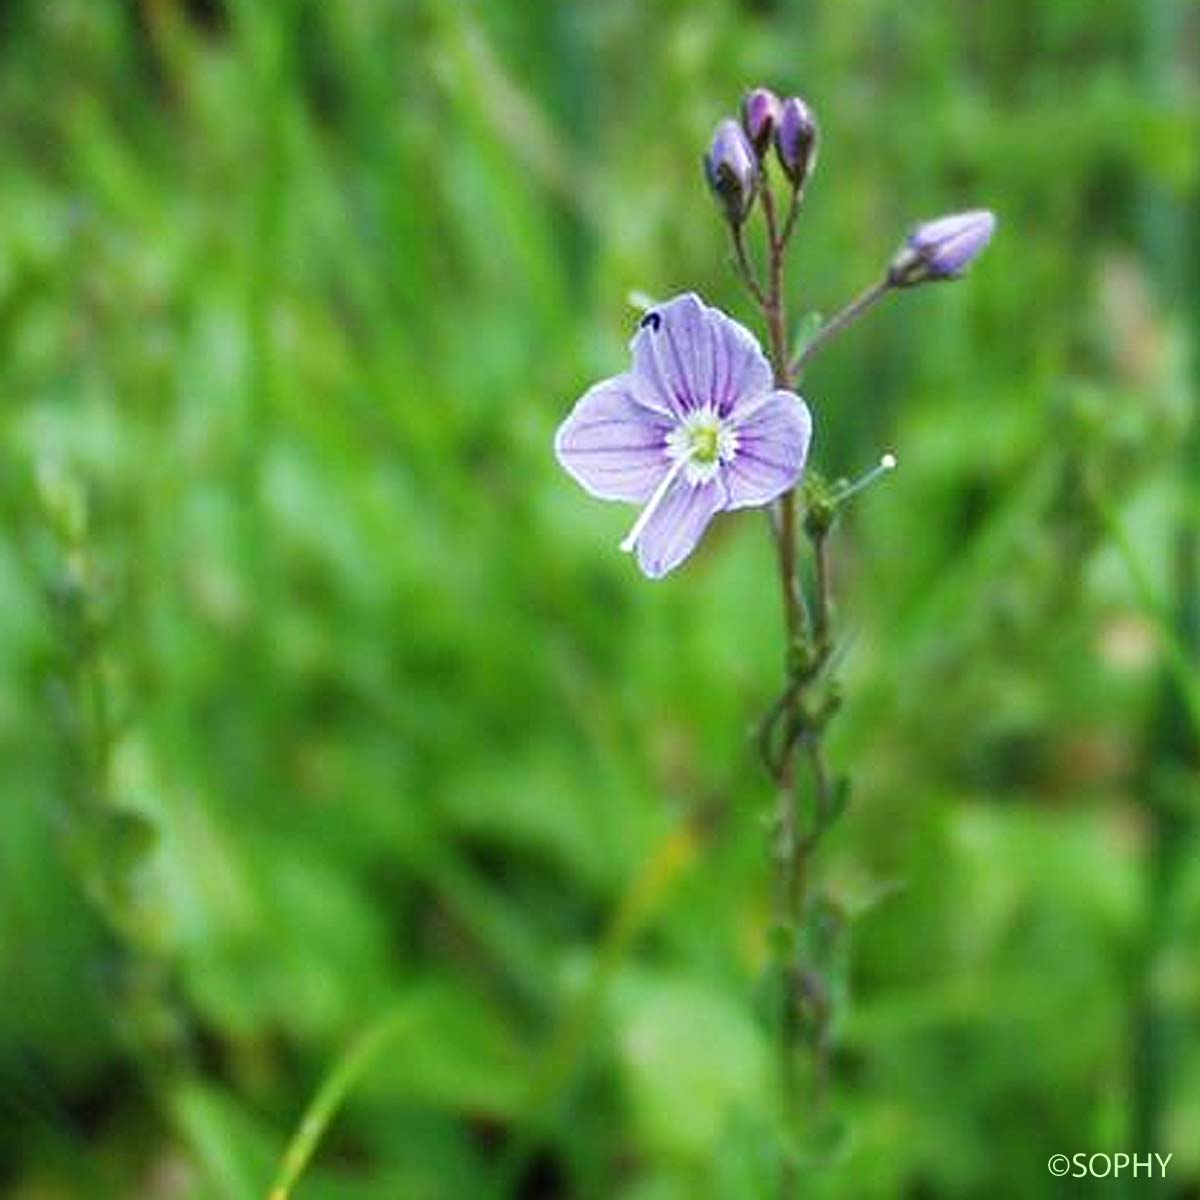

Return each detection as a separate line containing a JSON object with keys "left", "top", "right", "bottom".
{"left": 741, "top": 87, "right": 781, "bottom": 156}
{"left": 888, "top": 209, "right": 996, "bottom": 287}
{"left": 775, "top": 96, "right": 818, "bottom": 188}
{"left": 704, "top": 118, "right": 759, "bottom": 226}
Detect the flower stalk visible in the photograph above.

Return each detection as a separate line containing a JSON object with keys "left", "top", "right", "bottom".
{"left": 791, "top": 278, "right": 892, "bottom": 377}
{"left": 726, "top": 141, "right": 829, "bottom": 1192}
{"left": 716, "top": 97, "right": 995, "bottom": 1196}
{"left": 553, "top": 79, "right": 994, "bottom": 1198}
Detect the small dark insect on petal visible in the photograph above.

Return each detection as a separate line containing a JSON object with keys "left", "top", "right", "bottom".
{"left": 640, "top": 311, "right": 661, "bottom": 331}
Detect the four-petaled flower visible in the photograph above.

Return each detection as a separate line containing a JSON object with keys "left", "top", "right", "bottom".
{"left": 554, "top": 293, "right": 812, "bottom": 578}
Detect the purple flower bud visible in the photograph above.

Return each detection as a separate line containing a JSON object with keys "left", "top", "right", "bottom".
{"left": 774, "top": 96, "right": 818, "bottom": 188}
{"left": 888, "top": 209, "right": 996, "bottom": 287}
{"left": 741, "top": 86, "right": 781, "bottom": 155}
{"left": 704, "top": 118, "right": 758, "bottom": 226}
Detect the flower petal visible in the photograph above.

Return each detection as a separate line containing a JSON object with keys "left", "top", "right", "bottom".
{"left": 723, "top": 390, "right": 812, "bottom": 510}
{"left": 634, "top": 477, "right": 727, "bottom": 579}
{"left": 908, "top": 209, "right": 995, "bottom": 277}
{"left": 630, "top": 293, "right": 772, "bottom": 419}
{"left": 554, "top": 375, "right": 673, "bottom": 502}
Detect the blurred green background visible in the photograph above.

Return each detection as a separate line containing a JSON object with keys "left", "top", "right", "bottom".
{"left": 3, "top": 0, "right": 1199, "bottom": 1196}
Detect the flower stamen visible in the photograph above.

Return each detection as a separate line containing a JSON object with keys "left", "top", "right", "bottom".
{"left": 829, "top": 451, "right": 897, "bottom": 507}
{"left": 619, "top": 455, "right": 690, "bottom": 554}
{"left": 622, "top": 409, "right": 741, "bottom": 554}
{"left": 666, "top": 407, "right": 738, "bottom": 485}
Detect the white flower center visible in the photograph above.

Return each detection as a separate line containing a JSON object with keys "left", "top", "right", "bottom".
{"left": 666, "top": 406, "right": 738, "bottom": 484}
{"left": 618, "top": 407, "right": 739, "bottom": 556}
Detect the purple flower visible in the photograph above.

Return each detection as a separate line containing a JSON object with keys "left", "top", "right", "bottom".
{"left": 775, "top": 96, "right": 818, "bottom": 187}
{"left": 704, "top": 119, "right": 758, "bottom": 226}
{"left": 555, "top": 294, "right": 812, "bottom": 579}
{"left": 741, "top": 87, "right": 781, "bottom": 155}
{"left": 889, "top": 209, "right": 996, "bottom": 286}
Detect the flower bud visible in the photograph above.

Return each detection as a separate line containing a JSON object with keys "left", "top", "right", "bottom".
{"left": 888, "top": 209, "right": 996, "bottom": 287}
{"left": 704, "top": 118, "right": 759, "bottom": 226}
{"left": 741, "top": 87, "right": 781, "bottom": 156}
{"left": 775, "top": 96, "right": 818, "bottom": 188}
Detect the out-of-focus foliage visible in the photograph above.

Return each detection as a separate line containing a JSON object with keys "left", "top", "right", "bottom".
{"left": 1, "top": 0, "right": 1198, "bottom": 1197}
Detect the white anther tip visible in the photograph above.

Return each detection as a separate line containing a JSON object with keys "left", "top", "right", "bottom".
{"left": 880, "top": 452, "right": 897, "bottom": 471}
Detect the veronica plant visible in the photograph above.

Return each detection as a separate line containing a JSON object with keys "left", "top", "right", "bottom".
{"left": 555, "top": 87, "right": 993, "bottom": 1189}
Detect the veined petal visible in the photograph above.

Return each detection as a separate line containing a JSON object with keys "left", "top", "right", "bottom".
{"left": 554, "top": 375, "right": 672, "bottom": 502}
{"left": 630, "top": 293, "right": 772, "bottom": 419}
{"left": 723, "top": 390, "right": 812, "bottom": 509}
{"left": 634, "top": 476, "right": 727, "bottom": 579}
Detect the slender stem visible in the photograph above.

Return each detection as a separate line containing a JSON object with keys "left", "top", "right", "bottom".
{"left": 755, "top": 173, "right": 807, "bottom": 1200}
{"left": 800, "top": 517, "right": 841, "bottom": 841}
{"left": 779, "top": 184, "right": 802, "bottom": 247}
{"left": 748, "top": 163, "right": 850, "bottom": 1196}
{"left": 811, "top": 524, "right": 833, "bottom": 664}
{"left": 268, "top": 1008, "right": 412, "bottom": 1200}
{"left": 760, "top": 184, "right": 785, "bottom": 306}
{"left": 791, "top": 278, "right": 891, "bottom": 377}
{"left": 803, "top": 736, "right": 833, "bottom": 842}
{"left": 775, "top": 546, "right": 803, "bottom": 1200}
{"left": 731, "top": 223, "right": 768, "bottom": 305}
{"left": 759, "top": 178, "right": 802, "bottom": 652}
